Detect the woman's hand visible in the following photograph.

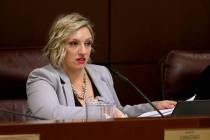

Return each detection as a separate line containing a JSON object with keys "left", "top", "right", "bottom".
{"left": 155, "top": 100, "right": 177, "bottom": 110}
{"left": 113, "top": 107, "right": 128, "bottom": 118}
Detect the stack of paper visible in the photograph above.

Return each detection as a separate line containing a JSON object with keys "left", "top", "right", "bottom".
{"left": 138, "top": 94, "right": 196, "bottom": 117}
{"left": 138, "top": 108, "right": 174, "bottom": 117}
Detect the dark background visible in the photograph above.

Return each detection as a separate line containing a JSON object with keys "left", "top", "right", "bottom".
{"left": 0, "top": 0, "right": 209, "bottom": 105}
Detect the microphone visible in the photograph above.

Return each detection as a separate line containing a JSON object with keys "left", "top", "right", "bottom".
{"left": 110, "top": 67, "right": 164, "bottom": 117}
{"left": 0, "top": 108, "right": 47, "bottom": 120}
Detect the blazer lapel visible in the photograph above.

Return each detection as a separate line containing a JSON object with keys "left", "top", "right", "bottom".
{"left": 86, "top": 65, "right": 115, "bottom": 104}
{"left": 56, "top": 68, "right": 76, "bottom": 106}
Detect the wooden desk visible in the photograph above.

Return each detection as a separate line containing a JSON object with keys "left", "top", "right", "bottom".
{"left": 0, "top": 116, "right": 210, "bottom": 140}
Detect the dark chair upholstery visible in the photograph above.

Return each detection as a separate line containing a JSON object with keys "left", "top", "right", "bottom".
{"left": 0, "top": 47, "right": 48, "bottom": 121}
{"left": 161, "top": 50, "right": 210, "bottom": 101}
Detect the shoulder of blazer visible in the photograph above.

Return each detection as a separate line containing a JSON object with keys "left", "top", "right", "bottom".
{"left": 86, "top": 64, "right": 113, "bottom": 85}
{"left": 27, "top": 64, "right": 61, "bottom": 87}
{"left": 86, "top": 64, "right": 110, "bottom": 77}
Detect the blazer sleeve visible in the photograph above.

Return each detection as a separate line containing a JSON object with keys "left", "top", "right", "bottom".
{"left": 101, "top": 66, "right": 155, "bottom": 117}
{"left": 26, "top": 67, "right": 86, "bottom": 120}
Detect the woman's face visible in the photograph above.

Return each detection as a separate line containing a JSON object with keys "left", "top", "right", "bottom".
{"left": 63, "top": 27, "right": 93, "bottom": 71}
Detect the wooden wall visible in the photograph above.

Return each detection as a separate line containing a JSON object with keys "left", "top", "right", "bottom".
{"left": 0, "top": 0, "right": 209, "bottom": 105}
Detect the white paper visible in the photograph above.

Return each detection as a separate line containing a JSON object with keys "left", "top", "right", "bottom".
{"left": 138, "top": 108, "right": 174, "bottom": 117}
{"left": 186, "top": 94, "right": 196, "bottom": 101}
{"left": 138, "top": 94, "right": 196, "bottom": 117}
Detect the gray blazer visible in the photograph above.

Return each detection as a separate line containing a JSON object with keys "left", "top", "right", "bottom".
{"left": 26, "top": 64, "right": 154, "bottom": 120}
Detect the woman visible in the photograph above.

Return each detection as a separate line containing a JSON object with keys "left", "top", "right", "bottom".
{"left": 26, "top": 13, "right": 176, "bottom": 120}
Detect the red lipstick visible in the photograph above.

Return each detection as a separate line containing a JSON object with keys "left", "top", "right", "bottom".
{"left": 76, "top": 58, "right": 86, "bottom": 64}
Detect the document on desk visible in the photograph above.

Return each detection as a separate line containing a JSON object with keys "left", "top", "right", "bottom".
{"left": 138, "top": 94, "right": 196, "bottom": 117}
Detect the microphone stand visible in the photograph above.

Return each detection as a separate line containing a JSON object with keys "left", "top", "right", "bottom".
{"left": 110, "top": 68, "right": 164, "bottom": 117}
{"left": 0, "top": 108, "right": 47, "bottom": 120}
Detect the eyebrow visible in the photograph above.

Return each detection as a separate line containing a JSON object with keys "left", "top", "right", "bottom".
{"left": 68, "top": 37, "right": 93, "bottom": 41}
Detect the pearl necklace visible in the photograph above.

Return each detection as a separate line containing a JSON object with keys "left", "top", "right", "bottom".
{"left": 71, "top": 73, "right": 87, "bottom": 100}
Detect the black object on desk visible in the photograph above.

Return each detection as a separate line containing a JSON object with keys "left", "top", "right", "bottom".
{"left": 172, "top": 100, "right": 210, "bottom": 116}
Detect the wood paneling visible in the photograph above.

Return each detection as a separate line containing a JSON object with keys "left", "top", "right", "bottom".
{"left": 110, "top": 0, "right": 209, "bottom": 103}
{"left": 0, "top": 117, "right": 210, "bottom": 140}
{"left": 0, "top": 0, "right": 109, "bottom": 63}
{"left": 111, "top": 64, "right": 162, "bottom": 105}
{"left": 111, "top": 0, "right": 209, "bottom": 62}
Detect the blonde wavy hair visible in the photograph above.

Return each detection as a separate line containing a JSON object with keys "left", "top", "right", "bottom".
{"left": 43, "top": 13, "right": 94, "bottom": 68}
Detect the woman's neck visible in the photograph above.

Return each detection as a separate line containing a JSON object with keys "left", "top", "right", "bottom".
{"left": 63, "top": 67, "right": 86, "bottom": 84}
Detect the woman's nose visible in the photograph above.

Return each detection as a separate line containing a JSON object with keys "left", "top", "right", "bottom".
{"left": 78, "top": 44, "right": 87, "bottom": 54}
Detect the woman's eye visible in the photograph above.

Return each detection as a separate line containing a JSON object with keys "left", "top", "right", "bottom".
{"left": 85, "top": 41, "right": 92, "bottom": 47}
{"left": 68, "top": 41, "right": 79, "bottom": 47}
